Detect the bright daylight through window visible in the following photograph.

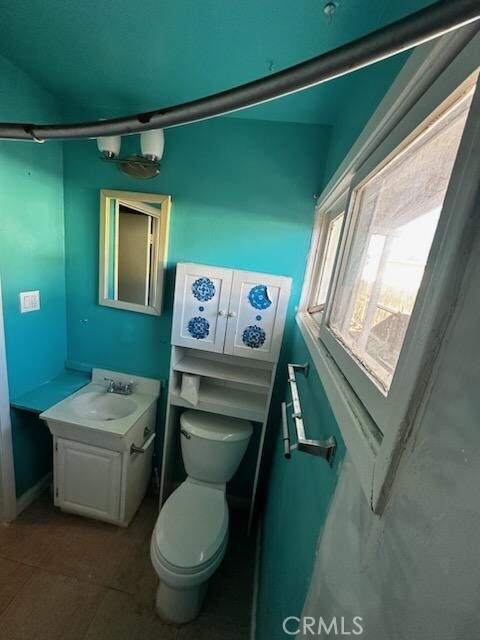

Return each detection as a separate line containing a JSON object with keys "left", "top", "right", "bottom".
{"left": 328, "top": 87, "right": 474, "bottom": 392}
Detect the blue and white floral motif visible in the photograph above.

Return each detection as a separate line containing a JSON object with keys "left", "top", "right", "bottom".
{"left": 242, "top": 325, "right": 266, "bottom": 349}
{"left": 188, "top": 316, "right": 210, "bottom": 340}
{"left": 248, "top": 284, "right": 271, "bottom": 310}
{"left": 192, "top": 277, "right": 215, "bottom": 302}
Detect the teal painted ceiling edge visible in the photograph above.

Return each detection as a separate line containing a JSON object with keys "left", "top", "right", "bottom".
{"left": 0, "top": 0, "right": 435, "bottom": 125}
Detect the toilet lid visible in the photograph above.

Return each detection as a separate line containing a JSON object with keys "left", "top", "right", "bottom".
{"left": 155, "top": 482, "right": 228, "bottom": 569}
{"left": 180, "top": 410, "right": 253, "bottom": 442}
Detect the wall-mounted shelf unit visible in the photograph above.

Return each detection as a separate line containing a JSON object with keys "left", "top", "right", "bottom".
{"left": 173, "top": 353, "right": 272, "bottom": 390}
{"left": 160, "top": 263, "right": 292, "bottom": 530}
{"left": 170, "top": 371, "right": 270, "bottom": 423}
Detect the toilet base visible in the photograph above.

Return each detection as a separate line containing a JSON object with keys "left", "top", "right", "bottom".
{"left": 155, "top": 579, "right": 208, "bottom": 625}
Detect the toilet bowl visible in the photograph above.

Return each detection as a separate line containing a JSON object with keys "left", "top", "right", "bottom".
{"left": 151, "top": 410, "right": 252, "bottom": 624}
{"left": 150, "top": 479, "right": 229, "bottom": 623}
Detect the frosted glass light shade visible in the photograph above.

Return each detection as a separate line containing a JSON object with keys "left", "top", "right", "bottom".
{"left": 140, "top": 129, "right": 165, "bottom": 161}
{"left": 97, "top": 135, "right": 121, "bottom": 158}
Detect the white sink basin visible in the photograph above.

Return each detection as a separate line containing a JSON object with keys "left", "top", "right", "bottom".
{"left": 40, "top": 368, "right": 161, "bottom": 450}
{"left": 70, "top": 391, "right": 138, "bottom": 421}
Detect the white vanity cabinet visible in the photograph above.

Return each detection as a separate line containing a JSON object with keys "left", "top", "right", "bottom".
{"left": 55, "top": 438, "right": 122, "bottom": 523}
{"left": 49, "top": 398, "right": 157, "bottom": 527}
{"left": 163, "top": 263, "right": 292, "bottom": 530}
{"left": 172, "top": 263, "right": 291, "bottom": 363}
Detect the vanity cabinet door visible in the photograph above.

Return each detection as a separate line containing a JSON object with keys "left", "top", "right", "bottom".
{"left": 223, "top": 270, "right": 292, "bottom": 362}
{"left": 55, "top": 438, "right": 122, "bottom": 523}
{"left": 171, "top": 263, "right": 233, "bottom": 352}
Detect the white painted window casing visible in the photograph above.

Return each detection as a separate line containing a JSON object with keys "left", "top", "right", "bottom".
{"left": 298, "top": 30, "right": 480, "bottom": 512}
{"left": 307, "top": 209, "right": 345, "bottom": 317}
{"left": 0, "top": 278, "right": 16, "bottom": 522}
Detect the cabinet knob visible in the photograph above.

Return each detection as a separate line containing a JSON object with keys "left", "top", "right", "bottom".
{"left": 228, "top": 311, "right": 236, "bottom": 318}
{"left": 218, "top": 310, "right": 226, "bottom": 316}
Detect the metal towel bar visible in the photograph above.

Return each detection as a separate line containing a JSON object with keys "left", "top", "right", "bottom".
{"left": 283, "top": 363, "right": 336, "bottom": 463}
{"left": 130, "top": 432, "right": 156, "bottom": 455}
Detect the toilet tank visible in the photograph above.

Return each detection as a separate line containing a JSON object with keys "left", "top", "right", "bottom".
{"left": 180, "top": 410, "right": 253, "bottom": 483}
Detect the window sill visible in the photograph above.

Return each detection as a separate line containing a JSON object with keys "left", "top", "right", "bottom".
{"left": 296, "top": 311, "right": 382, "bottom": 510}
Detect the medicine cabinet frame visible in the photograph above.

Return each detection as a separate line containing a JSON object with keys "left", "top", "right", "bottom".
{"left": 99, "top": 189, "right": 171, "bottom": 316}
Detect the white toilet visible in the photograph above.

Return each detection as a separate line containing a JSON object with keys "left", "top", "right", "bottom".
{"left": 150, "top": 409, "right": 253, "bottom": 624}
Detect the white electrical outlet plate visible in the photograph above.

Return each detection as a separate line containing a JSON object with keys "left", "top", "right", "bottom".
{"left": 20, "top": 290, "right": 40, "bottom": 313}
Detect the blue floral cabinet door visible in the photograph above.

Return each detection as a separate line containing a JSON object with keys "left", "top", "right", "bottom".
{"left": 223, "top": 270, "right": 292, "bottom": 362}
{"left": 171, "top": 263, "right": 233, "bottom": 352}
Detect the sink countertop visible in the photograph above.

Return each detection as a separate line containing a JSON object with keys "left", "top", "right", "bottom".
{"left": 11, "top": 369, "right": 91, "bottom": 414}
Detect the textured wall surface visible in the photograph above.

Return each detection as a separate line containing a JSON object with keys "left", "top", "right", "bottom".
{"left": 0, "top": 54, "right": 66, "bottom": 497}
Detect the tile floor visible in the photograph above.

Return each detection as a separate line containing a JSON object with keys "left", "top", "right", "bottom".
{"left": 0, "top": 491, "right": 255, "bottom": 640}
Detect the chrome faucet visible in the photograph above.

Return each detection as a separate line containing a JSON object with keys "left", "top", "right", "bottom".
{"left": 104, "top": 377, "right": 136, "bottom": 395}
{"left": 104, "top": 377, "right": 116, "bottom": 393}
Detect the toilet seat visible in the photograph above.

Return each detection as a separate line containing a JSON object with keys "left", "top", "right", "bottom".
{"left": 153, "top": 480, "right": 228, "bottom": 572}
{"left": 156, "top": 534, "right": 227, "bottom": 576}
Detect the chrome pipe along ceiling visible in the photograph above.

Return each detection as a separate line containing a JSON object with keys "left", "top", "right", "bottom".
{"left": 1, "top": 0, "right": 479, "bottom": 142}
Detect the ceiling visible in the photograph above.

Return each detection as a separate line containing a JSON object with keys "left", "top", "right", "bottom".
{"left": 0, "top": 0, "right": 434, "bottom": 125}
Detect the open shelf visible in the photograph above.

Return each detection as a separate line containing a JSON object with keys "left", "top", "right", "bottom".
{"left": 11, "top": 369, "right": 90, "bottom": 414}
{"left": 174, "top": 354, "right": 271, "bottom": 390}
{"left": 170, "top": 379, "right": 268, "bottom": 422}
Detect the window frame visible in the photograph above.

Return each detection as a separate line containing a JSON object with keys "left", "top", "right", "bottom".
{"left": 298, "top": 29, "right": 480, "bottom": 512}
{"left": 306, "top": 201, "right": 346, "bottom": 317}
{"left": 321, "top": 79, "right": 477, "bottom": 434}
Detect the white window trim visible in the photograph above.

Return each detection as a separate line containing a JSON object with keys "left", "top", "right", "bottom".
{"left": 306, "top": 205, "right": 345, "bottom": 315}
{"left": 322, "top": 80, "right": 476, "bottom": 428}
{"left": 298, "top": 28, "right": 480, "bottom": 513}
{"left": 0, "top": 277, "right": 16, "bottom": 522}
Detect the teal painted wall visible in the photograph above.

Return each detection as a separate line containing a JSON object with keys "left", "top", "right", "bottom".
{"left": 0, "top": 54, "right": 66, "bottom": 497}
{"left": 63, "top": 117, "right": 330, "bottom": 381}
{"left": 255, "top": 55, "right": 408, "bottom": 640}
{"left": 323, "top": 53, "right": 409, "bottom": 183}
{"left": 256, "top": 330, "right": 345, "bottom": 639}
{"left": 63, "top": 117, "right": 331, "bottom": 482}
{"left": 0, "top": 0, "right": 433, "bottom": 507}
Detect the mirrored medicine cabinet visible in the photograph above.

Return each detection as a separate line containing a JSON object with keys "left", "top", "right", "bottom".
{"left": 99, "top": 189, "right": 171, "bottom": 315}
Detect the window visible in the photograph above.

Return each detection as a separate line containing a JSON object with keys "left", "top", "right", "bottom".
{"left": 298, "top": 32, "right": 480, "bottom": 512}
{"left": 308, "top": 211, "right": 344, "bottom": 317}
{"left": 328, "top": 89, "right": 473, "bottom": 393}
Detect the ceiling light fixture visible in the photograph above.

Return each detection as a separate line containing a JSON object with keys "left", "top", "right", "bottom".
{"left": 97, "top": 135, "right": 121, "bottom": 159}
{"left": 96, "top": 129, "right": 164, "bottom": 179}
{"left": 140, "top": 129, "right": 165, "bottom": 162}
